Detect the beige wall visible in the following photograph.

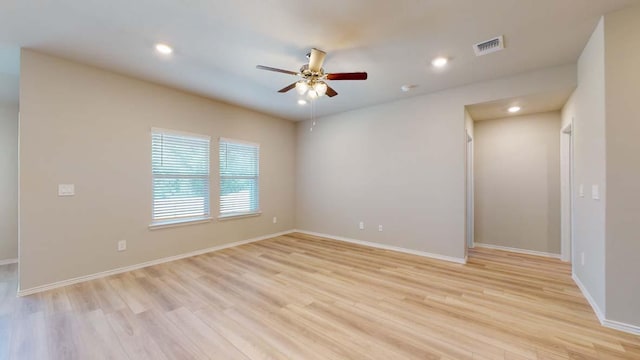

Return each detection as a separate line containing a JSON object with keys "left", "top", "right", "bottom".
{"left": 19, "top": 50, "right": 296, "bottom": 291}
{"left": 0, "top": 102, "right": 18, "bottom": 262}
{"left": 571, "top": 18, "right": 607, "bottom": 312}
{"left": 296, "top": 65, "right": 576, "bottom": 261}
{"left": 604, "top": 4, "right": 640, "bottom": 326}
{"left": 474, "top": 112, "right": 561, "bottom": 254}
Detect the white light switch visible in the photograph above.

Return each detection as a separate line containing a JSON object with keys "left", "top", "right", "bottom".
{"left": 58, "top": 184, "right": 75, "bottom": 196}
{"left": 579, "top": 184, "right": 584, "bottom": 198}
{"left": 592, "top": 185, "right": 600, "bottom": 200}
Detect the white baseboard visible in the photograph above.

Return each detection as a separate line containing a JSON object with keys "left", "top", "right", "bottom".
{"left": 572, "top": 273, "right": 606, "bottom": 322}
{"left": 292, "top": 229, "right": 467, "bottom": 264}
{"left": 0, "top": 258, "right": 18, "bottom": 266}
{"left": 473, "top": 243, "right": 561, "bottom": 259}
{"left": 602, "top": 318, "right": 640, "bottom": 336}
{"left": 17, "top": 229, "right": 295, "bottom": 297}
{"left": 572, "top": 273, "right": 640, "bottom": 336}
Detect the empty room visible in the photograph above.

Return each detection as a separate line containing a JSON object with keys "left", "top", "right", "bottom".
{"left": 1, "top": 0, "right": 640, "bottom": 359}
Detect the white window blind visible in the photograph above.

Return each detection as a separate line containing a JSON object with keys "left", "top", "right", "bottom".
{"left": 219, "top": 138, "right": 260, "bottom": 217}
{"left": 151, "top": 128, "right": 210, "bottom": 225}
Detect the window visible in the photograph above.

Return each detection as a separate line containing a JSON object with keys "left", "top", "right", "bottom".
{"left": 219, "top": 138, "right": 260, "bottom": 218}
{"left": 151, "top": 128, "right": 211, "bottom": 227}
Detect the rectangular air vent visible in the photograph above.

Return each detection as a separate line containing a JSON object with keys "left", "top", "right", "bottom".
{"left": 473, "top": 35, "right": 504, "bottom": 56}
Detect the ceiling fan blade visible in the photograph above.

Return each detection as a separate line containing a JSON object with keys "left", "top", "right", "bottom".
{"left": 256, "top": 65, "right": 299, "bottom": 76}
{"left": 308, "top": 48, "right": 326, "bottom": 73}
{"left": 326, "top": 85, "right": 338, "bottom": 97}
{"left": 278, "top": 82, "right": 297, "bottom": 93}
{"left": 326, "top": 72, "right": 368, "bottom": 81}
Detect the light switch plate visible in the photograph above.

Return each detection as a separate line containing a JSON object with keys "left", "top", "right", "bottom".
{"left": 592, "top": 185, "right": 600, "bottom": 200}
{"left": 58, "top": 184, "right": 75, "bottom": 196}
{"left": 579, "top": 184, "right": 584, "bottom": 198}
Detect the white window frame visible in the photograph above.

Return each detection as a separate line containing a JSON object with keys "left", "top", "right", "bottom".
{"left": 218, "top": 137, "right": 261, "bottom": 220}
{"left": 149, "top": 127, "right": 212, "bottom": 229}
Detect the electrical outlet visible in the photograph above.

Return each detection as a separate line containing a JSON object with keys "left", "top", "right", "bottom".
{"left": 58, "top": 184, "right": 75, "bottom": 196}
{"left": 118, "top": 240, "right": 127, "bottom": 252}
{"left": 272, "top": 216, "right": 277, "bottom": 224}
{"left": 581, "top": 252, "right": 585, "bottom": 265}
{"left": 359, "top": 221, "right": 364, "bottom": 230}
{"left": 378, "top": 225, "right": 383, "bottom": 232}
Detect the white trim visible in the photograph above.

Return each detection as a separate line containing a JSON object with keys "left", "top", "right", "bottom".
{"left": 473, "top": 243, "right": 561, "bottom": 259}
{"left": 572, "top": 273, "right": 605, "bottom": 322}
{"left": 0, "top": 258, "right": 18, "bottom": 266}
{"left": 560, "top": 119, "right": 574, "bottom": 262}
{"left": 293, "top": 229, "right": 467, "bottom": 264}
{"left": 465, "top": 129, "right": 474, "bottom": 250}
{"left": 572, "top": 273, "right": 640, "bottom": 336}
{"left": 218, "top": 211, "right": 262, "bottom": 221}
{"left": 151, "top": 127, "right": 211, "bottom": 140}
{"left": 17, "top": 229, "right": 295, "bottom": 297}
{"left": 602, "top": 318, "right": 640, "bottom": 336}
{"left": 149, "top": 217, "right": 213, "bottom": 230}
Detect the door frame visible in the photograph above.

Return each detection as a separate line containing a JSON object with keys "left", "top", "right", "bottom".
{"left": 466, "top": 130, "right": 475, "bottom": 250}
{"left": 560, "top": 120, "right": 574, "bottom": 262}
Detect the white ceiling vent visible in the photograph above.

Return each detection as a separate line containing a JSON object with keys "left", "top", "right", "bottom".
{"left": 473, "top": 36, "right": 505, "bottom": 56}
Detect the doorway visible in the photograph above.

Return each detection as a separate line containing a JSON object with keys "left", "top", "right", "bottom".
{"left": 560, "top": 121, "right": 573, "bottom": 262}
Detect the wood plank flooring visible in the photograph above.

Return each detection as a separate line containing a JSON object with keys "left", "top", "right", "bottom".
{"left": 1, "top": 232, "right": 639, "bottom": 359}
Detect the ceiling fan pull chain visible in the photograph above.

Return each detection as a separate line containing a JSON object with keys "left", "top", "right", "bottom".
{"left": 310, "top": 97, "right": 318, "bottom": 132}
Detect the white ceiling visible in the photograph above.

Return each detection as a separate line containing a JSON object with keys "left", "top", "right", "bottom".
{"left": 466, "top": 89, "right": 575, "bottom": 121}
{"left": 0, "top": 0, "right": 635, "bottom": 120}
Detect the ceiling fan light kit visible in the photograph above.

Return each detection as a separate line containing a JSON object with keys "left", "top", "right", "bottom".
{"left": 296, "top": 80, "right": 327, "bottom": 98}
{"left": 256, "top": 48, "right": 367, "bottom": 99}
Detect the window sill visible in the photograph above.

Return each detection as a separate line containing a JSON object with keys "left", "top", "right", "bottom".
{"left": 149, "top": 217, "right": 213, "bottom": 230}
{"left": 217, "top": 211, "right": 262, "bottom": 221}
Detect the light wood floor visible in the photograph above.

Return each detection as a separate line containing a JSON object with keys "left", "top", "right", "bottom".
{"left": 1, "top": 233, "right": 639, "bottom": 359}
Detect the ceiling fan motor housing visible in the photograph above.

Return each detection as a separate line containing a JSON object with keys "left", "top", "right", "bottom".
{"left": 299, "top": 64, "right": 325, "bottom": 80}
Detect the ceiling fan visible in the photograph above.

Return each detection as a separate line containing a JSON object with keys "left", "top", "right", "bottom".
{"left": 256, "top": 48, "right": 367, "bottom": 98}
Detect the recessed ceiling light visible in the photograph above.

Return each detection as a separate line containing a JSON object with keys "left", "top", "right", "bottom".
{"left": 298, "top": 99, "right": 307, "bottom": 105}
{"left": 155, "top": 43, "right": 173, "bottom": 55}
{"left": 431, "top": 57, "right": 448, "bottom": 68}
{"left": 508, "top": 106, "right": 521, "bottom": 113}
